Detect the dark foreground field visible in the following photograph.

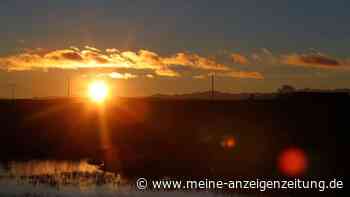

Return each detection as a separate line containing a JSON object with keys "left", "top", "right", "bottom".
{"left": 0, "top": 94, "right": 348, "bottom": 180}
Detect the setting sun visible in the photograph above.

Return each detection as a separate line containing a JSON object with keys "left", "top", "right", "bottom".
{"left": 88, "top": 81, "right": 109, "bottom": 102}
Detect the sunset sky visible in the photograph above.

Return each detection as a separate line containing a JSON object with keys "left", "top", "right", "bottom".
{"left": 1, "top": 0, "right": 350, "bottom": 98}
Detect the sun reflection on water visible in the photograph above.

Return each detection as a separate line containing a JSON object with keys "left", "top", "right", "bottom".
{"left": 0, "top": 160, "right": 124, "bottom": 191}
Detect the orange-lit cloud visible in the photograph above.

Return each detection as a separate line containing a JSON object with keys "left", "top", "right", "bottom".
{"left": 219, "top": 71, "right": 264, "bottom": 79}
{"left": 231, "top": 49, "right": 350, "bottom": 69}
{"left": 105, "top": 48, "right": 119, "bottom": 53}
{"left": 281, "top": 53, "right": 350, "bottom": 68}
{"left": 193, "top": 75, "right": 206, "bottom": 79}
{"left": 163, "top": 53, "right": 229, "bottom": 71}
{"left": 146, "top": 74, "right": 155, "bottom": 78}
{"left": 231, "top": 53, "right": 250, "bottom": 65}
{"left": 97, "top": 72, "right": 138, "bottom": 79}
{"left": 0, "top": 46, "right": 263, "bottom": 79}
{"left": 192, "top": 71, "right": 263, "bottom": 80}
{"left": 85, "top": 45, "right": 101, "bottom": 53}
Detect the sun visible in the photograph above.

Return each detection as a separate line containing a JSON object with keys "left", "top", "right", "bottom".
{"left": 88, "top": 81, "right": 109, "bottom": 102}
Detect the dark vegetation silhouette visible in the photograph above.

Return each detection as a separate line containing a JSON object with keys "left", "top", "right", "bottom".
{"left": 278, "top": 85, "right": 296, "bottom": 94}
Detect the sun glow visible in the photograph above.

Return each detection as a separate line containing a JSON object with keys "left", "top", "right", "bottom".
{"left": 88, "top": 81, "right": 109, "bottom": 102}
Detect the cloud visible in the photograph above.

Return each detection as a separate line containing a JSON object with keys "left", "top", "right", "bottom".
{"left": 231, "top": 53, "right": 250, "bottom": 65}
{"left": 45, "top": 49, "right": 84, "bottom": 61}
{"left": 231, "top": 49, "right": 350, "bottom": 69}
{"left": 146, "top": 74, "right": 155, "bottom": 78}
{"left": 163, "top": 53, "right": 229, "bottom": 71}
{"left": 281, "top": 53, "right": 347, "bottom": 68}
{"left": 250, "top": 48, "right": 279, "bottom": 65}
{"left": 220, "top": 71, "right": 264, "bottom": 79}
{"left": 105, "top": 48, "right": 119, "bottom": 53}
{"left": 84, "top": 45, "right": 101, "bottom": 53}
{"left": 193, "top": 71, "right": 263, "bottom": 80}
{"left": 0, "top": 46, "right": 263, "bottom": 79}
{"left": 193, "top": 75, "right": 206, "bottom": 79}
{"left": 97, "top": 72, "right": 138, "bottom": 79}
{"left": 230, "top": 48, "right": 278, "bottom": 66}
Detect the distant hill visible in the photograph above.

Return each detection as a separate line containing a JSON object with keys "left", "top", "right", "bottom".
{"left": 299, "top": 88, "right": 350, "bottom": 93}
{"left": 150, "top": 89, "right": 350, "bottom": 100}
{"left": 151, "top": 91, "right": 277, "bottom": 100}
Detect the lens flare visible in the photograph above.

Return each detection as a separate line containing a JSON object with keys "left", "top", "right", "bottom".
{"left": 278, "top": 147, "right": 308, "bottom": 176}
{"left": 221, "top": 136, "right": 236, "bottom": 149}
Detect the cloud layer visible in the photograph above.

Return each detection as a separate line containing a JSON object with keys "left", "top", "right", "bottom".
{"left": 231, "top": 49, "right": 350, "bottom": 69}
{"left": 0, "top": 46, "right": 263, "bottom": 79}
{"left": 281, "top": 53, "right": 347, "bottom": 68}
{"left": 231, "top": 53, "right": 250, "bottom": 65}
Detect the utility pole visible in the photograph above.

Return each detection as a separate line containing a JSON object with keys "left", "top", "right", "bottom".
{"left": 8, "top": 83, "right": 16, "bottom": 105}
{"left": 9, "top": 83, "right": 16, "bottom": 100}
{"left": 32, "top": 77, "right": 35, "bottom": 99}
{"left": 67, "top": 77, "right": 71, "bottom": 97}
{"left": 211, "top": 72, "right": 215, "bottom": 99}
